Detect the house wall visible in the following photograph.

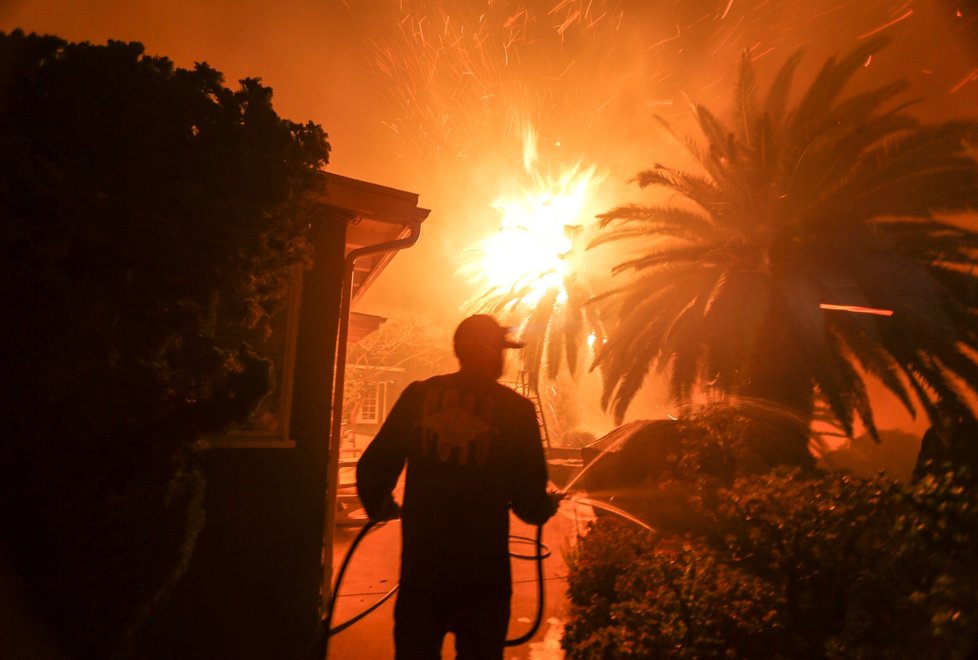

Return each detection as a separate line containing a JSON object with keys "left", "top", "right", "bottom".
{"left": 134, "top": 208, "right": 348, "bottom": 659}
{"left": 346, "top": 367, "right": 411, "bottom": 455}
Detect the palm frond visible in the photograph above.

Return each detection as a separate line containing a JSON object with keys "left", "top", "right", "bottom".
{"left": 519, "top": 287, "right": 560, "bottom": 386}
{"left": 626, "top": 165, "right": 723, "bottom": 214}
{"left": 594, "top": 204, "right": 719, "bottom": 238}
{"left": 929, "top": 264, "right": 978, "bottom": 311}
{"left": 787, "top": 36, "right": 890, "bottom": 146}
{"left": 587, "top": 227, "right": 665, "bottom": 250}
{"left": 899, "top": 359, "right": 942, "bottom": 422}
{"left": 824, "top": 121, "right": 978, "bottom": 222}
{"left": 694, "top": 105, "right": 749, "bottom": 192}
{"left": 735, "top": 50, "right": 758, "bottom": 149}
{"left": 614, "top": 262, "right": 708, "bottom": 314}
{"left": 562, "top": 282, "right": 587, "bottom": 375}
{"left": 609, "top": 351, "right": 655, "bottom": 423}
{"left": 832, "top": 322, "right": 917, "bottom": 418}
{"left": 593, "top": 274, "right": 698, "bottom": 376}
{"left": 546, "top": 313, "right": 563, "bottom": 381}
{"left": 599, "top": 294, "right": 683, "bottom": 414}
{"left": 763, "top": 49, "right": 805, "bottom": 128}
{"left": 654, "top": 114, "right": 714, "bottom": 169}
{"left": 785, "top": 111, "right": 919, "bottom": 223}
{"left": 661, "top": 272, "right": 720, "bottom": 400}
{"left": 611, "top": 245, "right": 720, "bottom": 277}
{"left": 817, "top": 359, "right": 858, "bottom": 440}
{"left": 874, "top": 217, "right": 975, "bottom": 238}
{"left": 825, "top": 80, "right": 912, "bottom": 127}
{"left": 945, "top": 350, "right": 978, "bottom": 405}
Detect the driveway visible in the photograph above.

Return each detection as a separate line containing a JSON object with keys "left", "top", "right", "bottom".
{"left": 325, "top": 499, "right": 594, "bottom": 659}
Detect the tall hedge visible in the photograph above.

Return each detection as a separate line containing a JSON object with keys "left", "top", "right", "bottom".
{"left": 0, "top": 30, "right": 329, "bottom": 657}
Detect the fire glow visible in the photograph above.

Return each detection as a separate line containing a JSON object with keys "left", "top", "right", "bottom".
{"left": 463, "top": 125, "right": 604, "bottom": 308}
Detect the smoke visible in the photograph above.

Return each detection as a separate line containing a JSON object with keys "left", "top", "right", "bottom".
{"left": 3, "top": 0, "right": 976, "bottom": 428}
{"left": 4, "top": 0, "right": 975, "bottom": 321}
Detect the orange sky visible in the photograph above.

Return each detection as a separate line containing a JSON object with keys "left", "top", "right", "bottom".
{"left": 4, "top": 1, "right": 975, "bottom": 321}
{"left": 3, "top": 0, "right": 976, "bottom": 433}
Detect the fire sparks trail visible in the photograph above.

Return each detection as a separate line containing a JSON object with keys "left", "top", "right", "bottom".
{"left": 857, "top": 8, "right": 913, "bottom": 39}
{"left": 357, "top": 0, "right": 970, "bottom": 175}
{"left": 819, "top": 303, "right": 895, "bottom": 316}
{"left": 365, "top": 0, "right": 633, "bottom": 160}
{"left": 951, "top": 67, "right": 978, "bottom": 93}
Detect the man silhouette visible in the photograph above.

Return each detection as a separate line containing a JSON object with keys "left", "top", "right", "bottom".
{"left": 357, "top": 314, "right": 559, "bottom": 659}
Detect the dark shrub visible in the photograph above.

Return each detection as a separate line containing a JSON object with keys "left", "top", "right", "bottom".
{"left": 564, "top": 467, "right": 978, "bottom": 658}
{"left": 0, "top": 30, "right": 329, "bottom": 657}
{"left": 563, "top": 518, "right": 783, "bottom": 659}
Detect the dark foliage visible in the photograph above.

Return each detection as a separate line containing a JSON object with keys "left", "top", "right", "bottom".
{"left": 0, "top": 30, "right": 329, "bottom": 657}
{"left": 563, "top": 517, "right": 783, "bottom": 659}
{"left": 565, "top": 463, "right": 978, "bottom": 658}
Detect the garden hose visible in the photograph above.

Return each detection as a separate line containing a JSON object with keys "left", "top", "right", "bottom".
{"left": 504, "top": 523, "right": 546, "bottom": 647}
{"left": 323, "top": 519, "right": 384, "bottom": 641}
{"left": 321, "top": 520, "right": 550, "bottom": 656}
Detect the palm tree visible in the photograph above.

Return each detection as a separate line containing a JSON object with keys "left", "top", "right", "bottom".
{"left": 466, "top": 223, "right": 602, "bottom": 389}
{"left": 590, "top": 37, "right": 978, "bottom": 468}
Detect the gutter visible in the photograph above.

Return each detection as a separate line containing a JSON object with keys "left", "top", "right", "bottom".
{"left": 322, "top": 220, "right": 422, "bottom": 605}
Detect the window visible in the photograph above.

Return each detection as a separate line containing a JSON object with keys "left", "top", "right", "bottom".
{"left": 356, "top": 381, "right": 387, "bottom": 424}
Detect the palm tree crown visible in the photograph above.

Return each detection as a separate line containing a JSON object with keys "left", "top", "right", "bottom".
{"left": 590, "top": 37, "right": 978, "bottom": 461}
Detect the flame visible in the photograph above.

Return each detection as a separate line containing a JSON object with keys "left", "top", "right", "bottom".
{"left": 463, "top": 125, "right": 605, "bottom": 309}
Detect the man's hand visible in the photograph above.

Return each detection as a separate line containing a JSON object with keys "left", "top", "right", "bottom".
{"left": 370, "top": 496, "right": 402, "bottom": 522}
{"left": 546, "top": 488, "right": 566, "bottom": 516}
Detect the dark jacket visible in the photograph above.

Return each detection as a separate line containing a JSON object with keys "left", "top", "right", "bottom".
{"left": 356, "top": 371, "right": 554, "bottom": 602}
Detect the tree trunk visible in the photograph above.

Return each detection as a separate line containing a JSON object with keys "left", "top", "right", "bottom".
{"left": 738, "top": 305, "right": 817, "bottom": 472}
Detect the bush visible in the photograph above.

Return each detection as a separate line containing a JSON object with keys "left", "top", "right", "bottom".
{"left": 563, "top": 518, "right": 783, "bottom": 659}
{"left": 0, "top": 30, "right": 329, "bottom": 657}
{"left": 564, "top": 468, "right": 978, "bottom": 658}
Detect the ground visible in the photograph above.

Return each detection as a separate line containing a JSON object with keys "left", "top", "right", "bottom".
{"left": 326, "top": 499, "right": 594, "bottom": 659}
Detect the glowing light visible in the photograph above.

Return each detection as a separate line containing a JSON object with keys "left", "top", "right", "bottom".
{"left": 586, "top": 332, "right": 606, "bottom": 349}
{"left": 463, "top": 124, "right": 605, "bottom": 308}
{"left": 819, "top": 303, "right": 894, "bottom": 316}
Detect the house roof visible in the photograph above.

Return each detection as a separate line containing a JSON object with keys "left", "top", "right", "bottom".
{"left": 348, "top": 311, "right": 386, "bottom": 344}
{"left": 309, "top": 172, "right": 430, "bottom": 345}
{"left": 311, "top": 171, "right": 431, "bottom": 306}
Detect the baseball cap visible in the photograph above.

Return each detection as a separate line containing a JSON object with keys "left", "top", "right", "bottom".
{"left": 453, "top": 314, "right": 525, "bottom": 351}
